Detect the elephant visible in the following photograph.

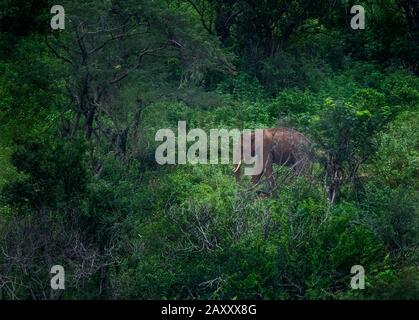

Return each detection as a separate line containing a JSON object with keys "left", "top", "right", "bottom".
{"left": 233, "top": 128, "right": 314, "bottom": 192}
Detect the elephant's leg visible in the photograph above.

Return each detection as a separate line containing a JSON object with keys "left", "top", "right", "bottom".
{"left": 251, "top": 138, "right": 268, "bottom": 185}
{"left": 233, "top": 136, "right": 246, "bottom": 183}
{"left": 264, "top": 154, "right": 277, "bottom": 191}
{"left": 251, "top": 172, "right": 263, "bottom": 184}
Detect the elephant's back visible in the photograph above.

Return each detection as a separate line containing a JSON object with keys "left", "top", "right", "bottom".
{"left": 265, "top": 127, "right": 311, "bottom": 145}
{"left": 266, "top": 127, "right": 313, "bottom": 160}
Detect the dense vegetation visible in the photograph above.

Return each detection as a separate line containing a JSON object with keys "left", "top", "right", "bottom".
{"left": 0, "top": 0, "right": 418, "bottom": 299}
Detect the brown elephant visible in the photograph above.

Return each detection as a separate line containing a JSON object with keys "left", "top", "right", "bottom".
{"left": 233, "top": 128, "right": 314, "bottom": 191}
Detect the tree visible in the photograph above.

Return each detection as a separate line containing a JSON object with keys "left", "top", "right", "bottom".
{"left": 313, "top": 89, "right": 397, "bottom": 204}
{"left": 46, "top": 0, "right": 232, "bottom": 163}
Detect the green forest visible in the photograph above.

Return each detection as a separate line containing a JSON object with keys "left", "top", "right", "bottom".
{"left": 0, "top": 0, "right": 418, "bottom": 299}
